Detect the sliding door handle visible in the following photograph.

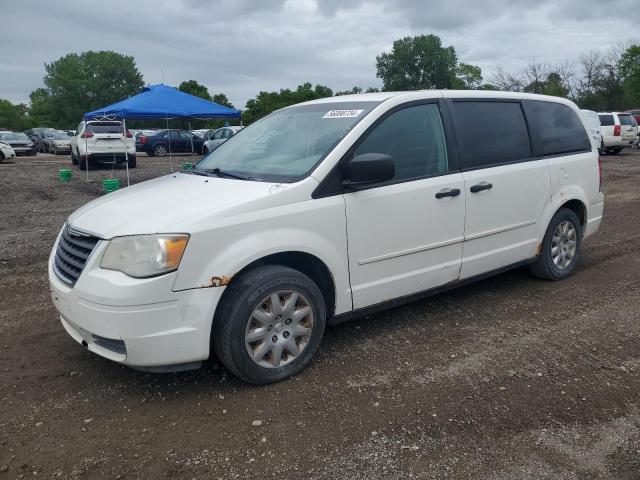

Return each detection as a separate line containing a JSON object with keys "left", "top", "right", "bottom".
{"left": 435, "top": 188, "right": 461, "bottom": 199}
{"left": 470, "top": 182, "right": 493, "bottom": 193}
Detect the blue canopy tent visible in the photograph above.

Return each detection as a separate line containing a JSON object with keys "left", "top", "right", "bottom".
{"left": 84, "top": 83, "right": 240, "bottom": 120}
{"left": 83, "top": 84, "right": 241, "bottom": 184}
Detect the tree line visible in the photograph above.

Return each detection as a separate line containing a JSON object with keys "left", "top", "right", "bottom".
{"left": 1, "top": 34, "right": 638, "bottom": 132}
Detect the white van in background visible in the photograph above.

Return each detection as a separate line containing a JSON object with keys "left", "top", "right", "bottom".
{"left": 50, "top": 91, "right": 604, "bottom": 384}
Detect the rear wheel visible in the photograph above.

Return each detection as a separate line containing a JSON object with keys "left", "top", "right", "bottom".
{"left": 127, "top": 156, "right": 137, "bottom": 168}
{"left": 529, "top": 208, "right": 582, "bottom": 280}
{"left": 153, "top": 144, "right": 168, "bottom": 157}
{"left": 212, "top": 265, "right": 326, "bottom": 384}
{"left": 202, "top": 146, "right": 209, "bottom": 155}
{"left": 71, "top": 150, "right": 78, "bottom": 165}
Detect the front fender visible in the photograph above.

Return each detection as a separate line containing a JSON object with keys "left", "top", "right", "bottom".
{"left": 171, "top": 195, "right": 352, "bottom": 315}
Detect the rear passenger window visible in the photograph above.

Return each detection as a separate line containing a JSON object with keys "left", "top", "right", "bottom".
{"left": 598, "top": 115, "right": 614, "bottom": 126}
{"left": 355, "top": 103, "right": 448, "bottom": 181}
{"left": 452, "top": 101, "right": 531, "bottom": 169}
{"left": 529, "top": 101, "right": 591, "bottom": 155}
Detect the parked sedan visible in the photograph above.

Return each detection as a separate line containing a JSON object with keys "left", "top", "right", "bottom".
{"left": 141, "top": 129, "right": 206, "bottom": 156}
{"left": 48, "top": 131, "right": 72, "bottom": 155}
{"left": 0, "top": 132, "right": 36, "bottom": 156}
{"left": 202, "top": 126, "right": 243, "bottom": 154}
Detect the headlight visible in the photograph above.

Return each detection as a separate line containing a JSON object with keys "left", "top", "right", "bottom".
{"left": 100, "top": 234, "right": 189, "bottom": 278}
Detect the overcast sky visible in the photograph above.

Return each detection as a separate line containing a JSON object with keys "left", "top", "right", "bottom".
{"left": 1, "top": 0, "right": 638, "bottom": 109}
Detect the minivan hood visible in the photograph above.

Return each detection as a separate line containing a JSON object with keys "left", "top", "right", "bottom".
{"left": 68, "top": 173, "right": 282, "bottom": 238}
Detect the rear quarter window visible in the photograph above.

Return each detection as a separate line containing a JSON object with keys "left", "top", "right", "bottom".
{"left": 618, "top": 114, "right": 638, "bottom": 126}
{"left": 528, "top": 101, "right": 591, "bottom": 156}
{"left": 451, "top": 101, "right": 531, "bottom": 169}
{"left": 598, "top": 115, "right": 614, "bottom": 126}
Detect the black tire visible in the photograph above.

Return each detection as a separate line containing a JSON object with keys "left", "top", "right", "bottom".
{"left": 153, "top": 144, "right": 168, "bottom": 157}
{"left": 202, "top": 146, "right": 209, "bottom": 155}
{"left": 212, "top": 265, "right": 326, "bottom": 384}
{"left": 529, "top": 208, "right": 582, "bottom": 281}
{"left": 71, "top": 151, "right": 78, "bottom": 165}
{"left": 608, "top": 148, "right": 621, "bottom": 155}
{"left": 79, "top": 156, "right": 89, "bottom": 171}
{"left": 127, "top": 156, "right": 137, "bottom": 168}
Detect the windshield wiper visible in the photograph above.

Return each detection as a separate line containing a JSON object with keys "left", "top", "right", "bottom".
{"left": 204, "top": 168, "right": 253, "bottom": 181}
{"left": 182, "top": 168, "right": 213, "bottom": 177}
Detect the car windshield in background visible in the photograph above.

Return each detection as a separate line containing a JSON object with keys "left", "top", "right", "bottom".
{"left": 195, "top": 102, "right": 380, "bottom": 182}
{"left": 0, "top": 132, "right": 29, "bottom": 141}
{"left": 618, "top": 114, "right": 638, "bottom": 126}
{"left": 87, "top": 123, "right": 123, "bottom": 134}
{"left": 52, "top": 132, "right": 69, "bottom": 139}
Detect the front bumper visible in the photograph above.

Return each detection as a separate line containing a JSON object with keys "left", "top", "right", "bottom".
{"left": 48, "top": 236, "right": 224, "bottom": 369}
{"left": 12, "top": 146, "right": 33, "bottom": 155}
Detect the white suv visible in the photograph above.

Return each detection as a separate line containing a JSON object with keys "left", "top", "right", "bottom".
{"left": 598, "top": 112, "right": 638, "bottom": 154}
{"left": 70, "top": 120, "right": 136, "bottom": 170}
{"left": 49, "top": 91, "right": 604, "bottom": 384}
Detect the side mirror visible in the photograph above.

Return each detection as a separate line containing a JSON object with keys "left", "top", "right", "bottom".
{"left": 343, "top": 153, "right": 394, "bottom": 188}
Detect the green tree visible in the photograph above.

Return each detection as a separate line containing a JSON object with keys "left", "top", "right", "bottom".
{"left": 335, "top": 86, "right": 363, "bottom": 96}
{"left": 38, "top": 51, "right": 144, "bottom": 128}
{"left": 178, "top": 80, "right": 212, "bottom": 101}
{"left": 0, "top": 99, "right": 30, "bottom": 130}
{"left": 454, "top": 63, "right": 483, "bottom": 89}
{"left": 243, "top": 82, "right": 333, "bottom": 124}
{"left": 212, "top": 93, "right": 235, "bottom": 109}
{"left": 375, "top": 34, "right": 480, "bottom": 90}
{"left": 619, "top": 44, "right": 640, "bottom": 107}
{"left": 28, "top": 88, "right": 54, "bottom": 126}
{"left": 542, "top": 72, "right": 569, "bottom": 98}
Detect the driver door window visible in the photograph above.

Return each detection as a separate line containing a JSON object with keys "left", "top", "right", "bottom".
{"left": 354, "top": 103, "right": 449, "bottom": 183}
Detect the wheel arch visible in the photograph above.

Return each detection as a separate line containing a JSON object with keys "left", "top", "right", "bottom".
{"left": 214, "top": 251, "right": 336, "bottom": 324}
{"left": 536, "top": 189, "right": 590, "bottom": 256}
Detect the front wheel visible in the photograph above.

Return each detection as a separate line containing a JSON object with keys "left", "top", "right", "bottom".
{"left": 530, "top": 208, "right": 582, "bottom": 280}
{"left": 212, "top": 265, "right": 326, "bottom": 384}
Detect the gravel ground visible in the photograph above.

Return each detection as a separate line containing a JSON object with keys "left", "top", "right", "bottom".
{"left": 1, "top": 150, "right": 639, "bottom": 479}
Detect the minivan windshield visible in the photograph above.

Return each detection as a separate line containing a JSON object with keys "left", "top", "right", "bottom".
{"left": 194, "top": 101, "right": 380, "bottom": 182}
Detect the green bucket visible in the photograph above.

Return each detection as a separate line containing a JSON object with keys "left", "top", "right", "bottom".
{"left": 181, "top": 162, "right": 194, "bottom": 170}
{"left": 58, "top": 168, "right": 72, "bottom": 182}
{"left": 103, "top": 178, "right": 120, "bottom": 193}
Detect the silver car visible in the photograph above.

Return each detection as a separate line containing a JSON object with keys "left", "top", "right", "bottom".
{"left": 202, "top": 126, "right": 243, "bottom": 154}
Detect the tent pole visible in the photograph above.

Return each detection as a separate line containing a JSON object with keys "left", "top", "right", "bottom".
{"left": 85, "top": 120, "right": 89, "bottom": 183}
{"left": 240, "top": 111, "right": 243, "bottom": 127}
{"left": 188, "top": 119, "right": 194, "bottom": 164}
{"left": 167, "top": 117, "right": 173, "bottom": 173}
{"left": 123, "top": 117, "right": 130, "bottom": 187}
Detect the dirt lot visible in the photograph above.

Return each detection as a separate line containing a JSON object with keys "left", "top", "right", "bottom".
{"left": 1, "top": 150, "right": 639, "bottom": 479}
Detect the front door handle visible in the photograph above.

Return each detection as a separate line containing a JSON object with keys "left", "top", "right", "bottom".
{"left": 435, "top": 188, "right": 461, "bottom": 199}
{"left": 470, "top": 182, "right": 493, "bottom": 193}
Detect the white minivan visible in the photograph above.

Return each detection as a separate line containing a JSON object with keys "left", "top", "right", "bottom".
{"left": 49, "top": 91, "right": 604, "bottom": 384}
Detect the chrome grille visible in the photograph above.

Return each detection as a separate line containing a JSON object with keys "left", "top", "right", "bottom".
{"left": 53, "top": 225, "right": 100, "bottom": 286}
